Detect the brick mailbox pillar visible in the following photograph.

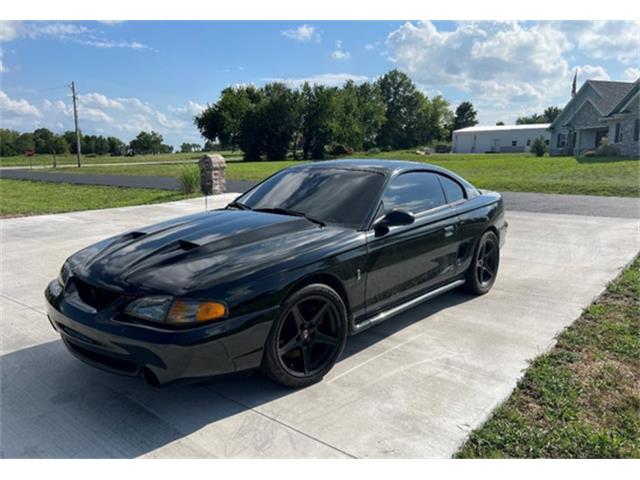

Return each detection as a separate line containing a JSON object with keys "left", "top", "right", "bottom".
{"left": 198, "top": 154, "right": 226, "bottom": 195}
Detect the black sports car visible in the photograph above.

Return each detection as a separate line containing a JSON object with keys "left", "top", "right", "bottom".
{"left": 45, "top": 159, "right": 507, "bottom": 387}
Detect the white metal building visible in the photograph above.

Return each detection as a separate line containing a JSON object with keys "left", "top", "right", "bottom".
{"left": 452, "top": 124, "right": 551, "bottom": 153}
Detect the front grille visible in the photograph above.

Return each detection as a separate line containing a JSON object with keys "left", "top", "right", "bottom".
{"left": 73, "top": 278, "right": 121, "bottom": 310}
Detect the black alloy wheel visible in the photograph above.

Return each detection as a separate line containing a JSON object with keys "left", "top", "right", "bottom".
{"left": 262, "top": 284, "right": 347, "bottom": 387}
{"left": 464, "top": 230, "right": 500, "bottom": 295}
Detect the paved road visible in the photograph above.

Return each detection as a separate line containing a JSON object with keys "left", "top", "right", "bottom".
{"left": 1, "top": 195, "right": 639, "bottom": 458}
{"left": 3, "top": 168, "right": 639, "bottom": 218}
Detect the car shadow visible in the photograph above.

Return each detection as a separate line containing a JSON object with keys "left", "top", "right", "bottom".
{"left": 1, "top": 289, "right": 474, "bottom": 458}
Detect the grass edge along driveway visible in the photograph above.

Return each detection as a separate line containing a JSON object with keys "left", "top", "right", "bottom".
{"left": 456, "top": 255, "right": 640, "bottom": 458}
{"left": 0, "top": 179, "right": 197, "bottom": 217}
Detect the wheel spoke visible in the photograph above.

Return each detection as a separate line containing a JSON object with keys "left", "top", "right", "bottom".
{"left": 291, "top": 305, "right": 305, "bottom": 331}
{"left": 278, "top": 336, "right": 301, "bottom": 356}
{"left": 314, "top": 331, "right": 339, "bottom": 346}
{"left": 309, "top": 302, "right": 329, "bottom": 326}
{"left": 302, "top": 346, "right": 311, "bottom": 374}
{"left": 482, "top": 266, "right": 493, "bottom": 280}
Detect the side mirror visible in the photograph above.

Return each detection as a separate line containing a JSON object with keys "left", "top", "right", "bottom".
{"left": 373, "top": 209, "right": 415, "bottom": 234}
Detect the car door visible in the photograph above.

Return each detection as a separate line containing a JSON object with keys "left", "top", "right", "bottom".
{"left": 364, "top": 171, "right": 461, "bottom": 316}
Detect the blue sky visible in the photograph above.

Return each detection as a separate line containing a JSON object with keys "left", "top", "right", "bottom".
{"left": 1, "top": 20, "right": 638, "bottom": 148}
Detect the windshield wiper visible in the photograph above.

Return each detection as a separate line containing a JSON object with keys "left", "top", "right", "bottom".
{"left": 226, "top": 200, "right": 252, "bottom": 211}
{"left": 255, "top": 207, "right": 326, "bottom": 227}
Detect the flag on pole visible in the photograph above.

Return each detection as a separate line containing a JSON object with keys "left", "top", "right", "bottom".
{"left": 571, "top": 70, "right": 577, "bottom": 97}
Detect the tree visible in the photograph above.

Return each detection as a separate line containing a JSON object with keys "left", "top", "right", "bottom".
{"left": 107, "top": 136, "right": 126, "bottom": 156}
{"left": 452, "top": 101, "right": 478, "bottom": 132}
{"left": 516, "top": 106, "right": 562, "bottom": 125}
{"left": 33, "top": 128, "right": 56, "bottom": 154}
{"left": 530, "top": 136, "right": 547, "bottom": 157}
{"left": 496, "top": 121, "right": 505, "bottom": 126}
{"left": 195, "top": 85, "right": 261, "bottom": 151}
{"left": 543, "top": 106, "right": 562, "bottom": 123}
{"left": 422, "top": 95, "right": 452, "bottom": 144}
{"left": 0, "top": 129, "right": 20, "bottom": 156}
{"left": 376, "top": 69, "right": 430, "bottom": 149}
{"left": 129, "top": 131, "right": 166, "bottom": 154}
{"left": 301, "top": 83, "right": 340, "bottom": 159}
{"left": 180, "top": 143, "right": 201, "bottom": 153}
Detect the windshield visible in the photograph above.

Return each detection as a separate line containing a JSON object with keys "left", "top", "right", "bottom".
{"left": 236, "top": 167, "right": 386, "bottom": 228}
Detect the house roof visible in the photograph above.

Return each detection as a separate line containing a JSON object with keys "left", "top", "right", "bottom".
{"left": 606, "top": 78, "right": 640, "bottom": 116}
{"left": 587, "top": 80, "right": 636, "bottom": 114}
{"left": 550, "top": 79, "right": 636, "bottom": 129}
{"left": 453, "top": 124, "right": 550, "bottom": 133}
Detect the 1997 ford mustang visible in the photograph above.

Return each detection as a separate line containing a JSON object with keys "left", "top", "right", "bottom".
{"left": 45, "top": 160, "right": 507, "bottom": 387}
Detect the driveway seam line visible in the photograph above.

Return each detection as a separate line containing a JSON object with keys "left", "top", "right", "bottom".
{"left": 0, "top": 293, "right": 47, "bottom": 316}
{"left": 214, "top": 391, "right": 358, "bottom": 459}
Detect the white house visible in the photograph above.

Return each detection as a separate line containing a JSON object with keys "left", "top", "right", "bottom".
{"left": 452, "top": 124, "right": 551, "bottom": 153}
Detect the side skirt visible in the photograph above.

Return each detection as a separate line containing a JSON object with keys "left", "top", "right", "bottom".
{"left": 351, "top": 279, "right": 466, "bottom": 334}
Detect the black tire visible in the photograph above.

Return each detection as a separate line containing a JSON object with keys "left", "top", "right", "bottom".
{"left": 463, "top": 230, "right": 500, "bottom": 295}
{"left": 262, "top": 283, "right": 348, "bottom": 388}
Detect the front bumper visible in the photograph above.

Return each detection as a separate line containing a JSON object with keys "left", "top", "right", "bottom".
{"left": 45, "top": 280, "right": 277, "bottom": 385}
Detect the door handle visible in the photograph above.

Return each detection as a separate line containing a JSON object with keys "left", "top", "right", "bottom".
{"left": 444, "top": 225, "right": 456, "bottom": 237}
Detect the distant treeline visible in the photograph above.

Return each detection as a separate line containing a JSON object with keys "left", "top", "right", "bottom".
{"left": 195, "top": 69, "right": 480, "bottom": 161}
{"left": 0, "top": 129, "right": 221, "bottom": 157}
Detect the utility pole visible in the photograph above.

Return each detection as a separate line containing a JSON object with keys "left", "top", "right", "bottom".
{"left": 71, "top": 81, "right": 82, "bottom": 167}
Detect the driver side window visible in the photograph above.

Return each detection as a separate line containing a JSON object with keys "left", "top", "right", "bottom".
{"left": 381, "top": 172, "right": 447, "bottom": 215}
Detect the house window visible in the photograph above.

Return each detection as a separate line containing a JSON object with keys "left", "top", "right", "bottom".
{"left": 512, "top": 140, "right": 517, "bottom": 147}
{"left": 526, "top": 139, "right": 531, "bottom": 146}
{"left": 634, "top": 119, "right": 639, "bottom": 142}
{"left": 557, "top": 133, "right": 566, "bottom": 148}
{"left": 614, "top": 123, "right": 622, "bottom": 143}
{"left": 544, "top": 139, "right": 550, "bottom": 146}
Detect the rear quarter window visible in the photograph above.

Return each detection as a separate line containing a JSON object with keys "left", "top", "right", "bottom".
{"left": 438, "top": 175, "right": 466, "bottom": 204}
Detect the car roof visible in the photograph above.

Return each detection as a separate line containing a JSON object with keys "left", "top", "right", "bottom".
{"left": 292, "top": 158, "right": 451, "bottom": 176}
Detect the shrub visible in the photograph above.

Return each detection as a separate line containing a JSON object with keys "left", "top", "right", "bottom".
{"left": 594, "top": 137, "right": 619, "bottom": 157}
{"left": 330, "top": 144, "right": 354, "bottom": 156}
{"left": 530, "top": 136, "right": 547, "bottom": 157}
{"left": 177, "top": 165, "right": 200, "bottom": 194}
{"left": 434, "top": 144, "right": 451, "bottom": 153}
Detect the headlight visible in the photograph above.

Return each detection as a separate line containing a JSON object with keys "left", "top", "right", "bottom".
{"left": 124, "top": 296, "right": 227, "bottom": 325}
{"left": 57, "top": 261, "right": 72, "bottom": 287}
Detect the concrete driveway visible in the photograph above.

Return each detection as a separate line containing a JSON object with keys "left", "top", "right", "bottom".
{"left": 1, "top": 194, "right": 638, "bottom": 458}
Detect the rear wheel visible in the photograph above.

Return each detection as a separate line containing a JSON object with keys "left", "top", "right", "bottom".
{"left": 463, "top": 230, "right": 500, "bottom": 295}
{"left": 262, "top": 284, "right": 348, "bottom": 388}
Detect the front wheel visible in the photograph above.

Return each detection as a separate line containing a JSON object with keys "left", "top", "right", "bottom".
{"left": 463, "top": 230, "right": 500, "bottom": 295}
{"left": 262, "top": 284, "right": 348, "bottom": 388}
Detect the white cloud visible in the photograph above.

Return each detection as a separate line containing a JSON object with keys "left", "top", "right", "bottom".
{"left": 624, "top": 67, "right": 640, "bottom": 81}
{"left": 0, "top": 90, "right": 42, "bottom": 118}
{"left": 79, "top": 92, "right": 125, "bottom": 110}
{"left": 97, "top": 21, "right": 126, "bottom": 25}
{"left": 0, "top": 20, "right": 152, "bottom": 51}
{"left": 331, "top": 40, "right": 350, "bottom": 61}
{"left": 365, "top": 44, "right": 376, "bottom": 51}
{"left": 261, "top": 73, "right": 368, "bottom": 88}
{"left": 281, "top": 24, "right": 319, "bottom": 42}
{"left": 560, "top": 21, "right": 640, "bottom": 65}
{"left": 0, "top": 21, "right": 22, "bottom": 41}
{"left": 574, "top": 64, "right": 610, "bottom": 81}
{"left": 0, "top": 49, "right": 6, "bottom": 73}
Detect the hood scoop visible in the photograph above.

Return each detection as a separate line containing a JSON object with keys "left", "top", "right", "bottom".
{"left": 178, "top": 239, "right": 200, "bottom": 251}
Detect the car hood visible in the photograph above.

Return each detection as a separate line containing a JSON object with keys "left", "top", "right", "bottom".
{"left": 69, "top": 209, "right": 355, "bottom": 296}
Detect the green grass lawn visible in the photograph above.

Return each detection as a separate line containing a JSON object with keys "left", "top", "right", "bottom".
{"left": 41, "top": 152, "right": 640, "bottom": 197}
{"left": 0, "top": 151, "right": 241, "bottom": 168}
{"left": 456, "top": 256, "right": 640, "bottom": 458}
{"left": 0, "top": 179, "right": 197, "bottom": 217}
